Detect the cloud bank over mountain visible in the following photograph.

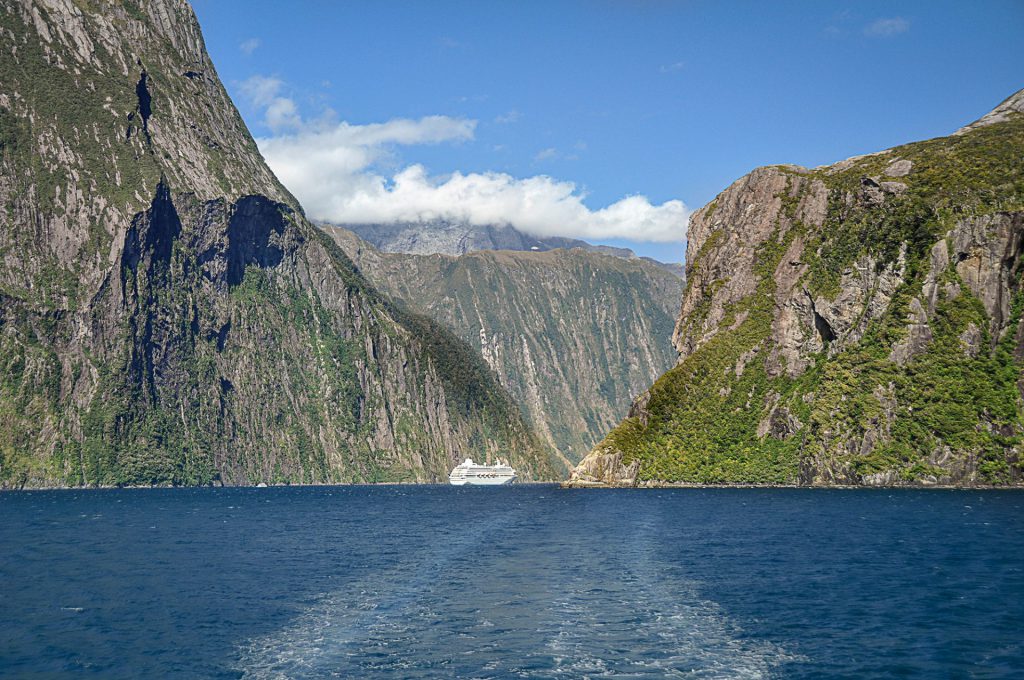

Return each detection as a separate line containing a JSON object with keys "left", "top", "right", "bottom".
{"left": 243, "top": 76, "right": 688, "bottom": 243}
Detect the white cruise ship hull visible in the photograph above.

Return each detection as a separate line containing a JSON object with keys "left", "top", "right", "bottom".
{"left": 449, "top": 474, "right": 516, "bottom": 486}
{"left": 448, "top": 458, "right": 517, "bottom": 485}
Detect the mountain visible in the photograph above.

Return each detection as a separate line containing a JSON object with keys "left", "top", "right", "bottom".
{"left": 0, "top": 0, "right": 557, "bottom": 487}
{"left": 336, "top": 219, "right": 685, "bottom": 277}
{"left": 324, "top": 226, "right": 684, "bottom": 466}
{"left": 569, "top": 89, "right": 1024, "bottom": 487}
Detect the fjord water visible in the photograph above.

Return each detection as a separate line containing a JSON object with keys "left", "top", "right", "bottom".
{"left": 1, "top": 487, "right": 1021, "bottom": 678}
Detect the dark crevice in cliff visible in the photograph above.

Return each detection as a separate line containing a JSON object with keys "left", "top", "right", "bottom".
{"left": 135, "top": 70, "right": 152, "bottom": 144}
{"left": 145, "top": 180, "right": 180, "bottom": 263}
{"left": 120, "top": 180, "right": 180, "bottom": 293}
{"left": 216, "top": 321, "right": 231, "bottom": 351}
{"left": 806, "top": 291, "right": 836, "bottom": 345}
{"left": 121, "top": 180, "right": 183, "bottom": 404}
{"left": 814, "top": 309, "right": 836, "bottom": 344}
{"left": 218, "top": 378, "right": 232, "bottom": 417}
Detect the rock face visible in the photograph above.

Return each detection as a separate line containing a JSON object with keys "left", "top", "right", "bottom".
{"left": 568, "top": 89, "right": 1024, "bottom": 488}
{"left": 0, "top": 0, "right": 557, "bottom": 487}
{"left": 325, "top": 227, "right": 683, "bottom": 467}
{"left": 337, "top": 219, "right": 685, "bottom": 278}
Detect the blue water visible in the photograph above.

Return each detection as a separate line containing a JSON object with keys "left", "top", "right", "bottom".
{"left": 1, "top": 486, "right": 1022, "bottom": 678}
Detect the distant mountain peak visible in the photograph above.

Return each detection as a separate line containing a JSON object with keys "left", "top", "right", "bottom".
{"left": 955, "top": 87, "right": 1024, "bottom": 135}
{"left": 324, "top": 219, "right": 684, "bottom": 277}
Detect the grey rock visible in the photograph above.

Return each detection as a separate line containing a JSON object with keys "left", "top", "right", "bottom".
{"left": 564, "top": 447, "right": 640, "bottom": 487}
{"left": 960, "top": 323, "right": 983, "bottom": 358}
{"left": 951, "top": 212, "right": 1024, "bottom": 343}
{"left": 757, "top": 393, "right": 803, "bottom": 440}
{"left": 885, "top": 159, "right": 913, "bottom": 177}
{"left": 889, "top": 297, "right": 933, "bottom": 365}
{"left": 922, "top": 239, "right": 951, "bottom": 312}
{"left": 955, "top": 88, "right": 1024, "bottom": 135}
{"left": 880, "top": 181, "right": 907, "bottom": 195}
{"left": 858, "top": 176, "right": 887, "bottom": 206}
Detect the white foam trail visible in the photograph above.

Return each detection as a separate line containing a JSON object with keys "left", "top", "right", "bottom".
{"left": 539, "top": 515, "right": 797, "bottom": 678}
{"left": 236, "top": 506, "right": 524, "bottom": 678}
{"left": 236, "top": 503, "right": 801, "bottom": 678}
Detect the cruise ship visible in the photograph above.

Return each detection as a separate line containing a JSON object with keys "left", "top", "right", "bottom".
{"left": 448, "top": 458, "right": 517, "bottom": 485}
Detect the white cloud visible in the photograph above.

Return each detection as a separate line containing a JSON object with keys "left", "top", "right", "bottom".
{"left": 238, "top": 76, "right": 305, "bottom": 133}
{"left": 265, "top": 97, "right": 302, "bottom": 132}
{"left": 495, "top": 109, "right": 521, "bottom": 124}
{"left": 534, "top": 147, "right": 558, "bottom": 161}
{"left": 239, "top": 75, "right": 284, "bottom": 107}
{"left": 247, "top": 78, "right": 688, "bottom": 243}
{"left": 239, "top": 38, "right": 261, "bottom": 56}
{"left": 533, "top": 146, "right": 583, "bottom": 163}
{"left": 864, "top": 17, "right": 910, "bottom": 37}
{"left": 659, "top": 61, "right": 686, "bottom": 73}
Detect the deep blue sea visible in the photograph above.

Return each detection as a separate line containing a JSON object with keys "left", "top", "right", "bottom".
{"left": 1, "top": 485, "right": 1022, "bottom": 678}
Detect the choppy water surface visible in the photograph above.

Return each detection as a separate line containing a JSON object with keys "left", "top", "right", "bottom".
{"left": 1, "top": 486, "right": 1021, "bottom": 678}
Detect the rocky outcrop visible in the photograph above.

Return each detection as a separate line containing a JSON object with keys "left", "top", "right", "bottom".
{"left": 564, "top": 447, "right": 639, "bottom": 487}
{"left": 955, "top": 89, "right": 1024, "bottom": 135}
{"left": 570, "top": 88, "right": 1024, "bottom": 487}
{"left": 325, "top": 226, "right": 683, "bottom": 467}
{"left": 0, "top": 0, "right": 557, "bottom": 487}
{"left": 950, "top": 212, "right": 1024, "bottom": 342}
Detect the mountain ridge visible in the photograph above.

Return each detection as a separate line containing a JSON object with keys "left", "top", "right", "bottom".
{"left": 333, "top": 219, "right": 685, "bottom": 278}
{"left": 568, "top": 88, "right": 1024, "bottom": 488}
{"left": 0, "top": 0, "right": 557, "bottom": 487}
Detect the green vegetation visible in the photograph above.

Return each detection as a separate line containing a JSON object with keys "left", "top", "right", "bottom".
{"left": 614, "top": 226, "right": 805, "bottom": 484}
{"left": 805, "top": 116, "right": 1024, "bottom": 299}
{"left": 0, "top": 2, "right": 558, "bottom": 487}
{"left": 597, "top": 113, "right": 1024, "bottom": 486}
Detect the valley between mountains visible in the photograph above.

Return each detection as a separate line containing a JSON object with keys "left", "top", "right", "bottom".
{"left": 1, "top": 0, "right": 1021, "bottom": 489}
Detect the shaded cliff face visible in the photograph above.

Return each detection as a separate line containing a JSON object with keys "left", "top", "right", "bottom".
{"left": 0, "top": 0, "right": 556, "bottom": 487}
{"left": 570, "top": 90, "right": 1024, "bottom": 487}
{"left": 325, "top": 226, "right": 683, "bottom": 466}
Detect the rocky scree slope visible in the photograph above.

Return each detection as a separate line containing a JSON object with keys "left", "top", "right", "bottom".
{"left": 569, "top": 89, "right": 1024, "bottom": 487}
{"left": 0, "top": 0, "right": 556, "bottom": 487}
{"left": 325, "top": 226, "right": 683, "bottom": 466}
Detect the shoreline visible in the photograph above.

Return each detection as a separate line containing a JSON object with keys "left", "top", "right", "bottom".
{"left": 0, "top": 480, "right": 562, "bottom": 492}
{"left": 3, "top": 480, "right": 1023, "bottom": 492}
{"left": 561, "top": 481, "right": 1024, "bottom": 490}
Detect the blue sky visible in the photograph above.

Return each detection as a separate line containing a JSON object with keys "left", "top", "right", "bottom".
{"left": 191, "top": 0, "right": 1023, "bottom": 263}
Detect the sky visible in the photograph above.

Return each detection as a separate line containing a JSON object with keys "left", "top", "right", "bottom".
{"left": 191, "top": 0, "right": 1024, "bottom": 263}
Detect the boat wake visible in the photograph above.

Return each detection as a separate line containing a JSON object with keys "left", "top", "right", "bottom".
{"left": 235, "top": 501, "right": 800, "bottom": 678}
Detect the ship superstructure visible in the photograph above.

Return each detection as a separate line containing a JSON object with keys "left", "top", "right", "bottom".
{"left": 448, "top": 458, "right": 517, "bottom": 485}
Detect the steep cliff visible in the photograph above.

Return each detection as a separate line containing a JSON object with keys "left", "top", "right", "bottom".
{"left": 0, "top": 0, "right": 557, "bottom": 487}
{"left": 325, "top": 226, "right": 683, "bottom": 466}
{"left": 569, "top": 89, "right": 1024, "bottom": 487}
